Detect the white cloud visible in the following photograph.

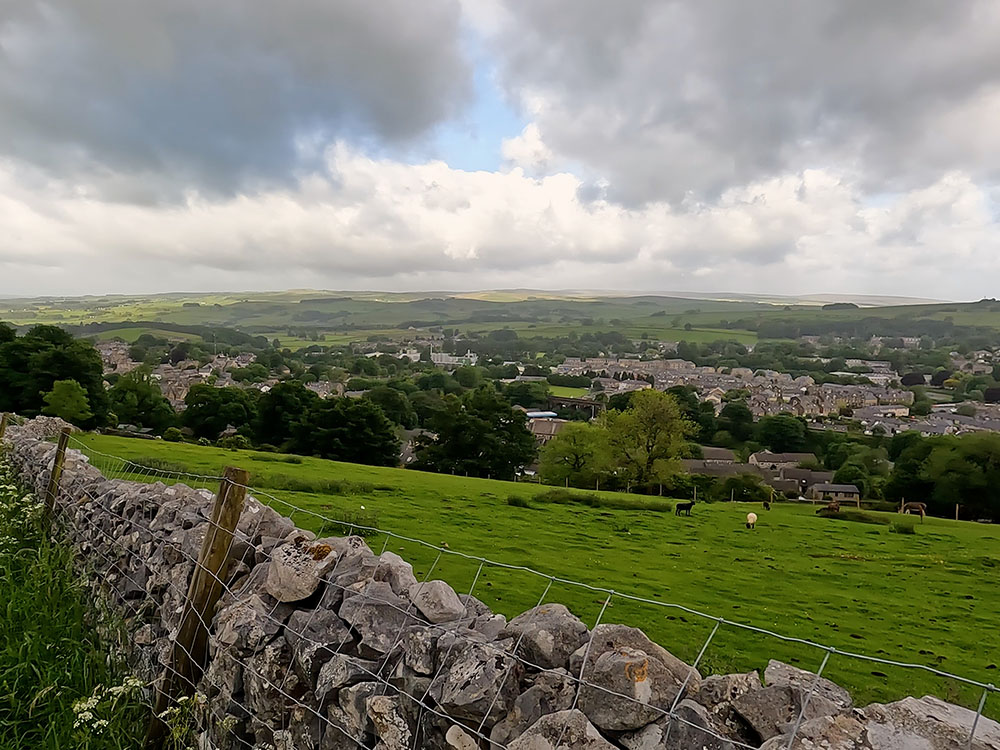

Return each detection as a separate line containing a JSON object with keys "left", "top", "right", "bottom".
{"left": 1, "top": 148, "right": 998, "bottom": 299}
{"left": 1, "top": 1, "right": 999, "bottom": 300}
{"left": 501, "top": 123, "right": 553, "bottom": 172}
{"left": 485, "top": 0, "right": 1000, "bottom": 204}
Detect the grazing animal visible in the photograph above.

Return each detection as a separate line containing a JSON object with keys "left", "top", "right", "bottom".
{"left": 675, "top": 500, "right": 695, "bottom": 516}
{"left": 762, "top": 501, "right": 771, "bottom": 511}
{"left": 816, "top": 499, "right": 840, "bottom": 515}
{"left": 746, "top": 512, "right": 758, "bottom": 529}
{"left": 900, "top": 501, "right": 927, "bottom": 522}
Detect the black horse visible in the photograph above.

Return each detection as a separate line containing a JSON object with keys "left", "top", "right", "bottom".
{"left": 675, "top": 500, "right": 695, "bottom": 516}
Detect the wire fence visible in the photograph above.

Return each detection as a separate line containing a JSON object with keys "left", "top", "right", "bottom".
{"left": 10, "top": 431, "right": 999, "bottom": 749}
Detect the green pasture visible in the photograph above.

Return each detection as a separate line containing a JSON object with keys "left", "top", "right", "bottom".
{"left": 71, "top": 434, "right": 1000, "bottom": 716}
{"left": 90, "top": 327, "right": 200, "bottom": 343}
{"left": 548, "top": 385, "right": 591, "bottom": 398}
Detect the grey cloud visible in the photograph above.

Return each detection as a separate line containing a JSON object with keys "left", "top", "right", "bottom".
{"left": 0, "top": 0, "right": 471, "bottom": 198}
{"left": 488, "top": 0, "right": 1000, "bottom": 204}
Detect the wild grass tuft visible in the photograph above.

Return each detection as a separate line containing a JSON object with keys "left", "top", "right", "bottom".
{"left": 129, "top": 457, "right": 191, "bottom": 475}
{"left": 0, "top": 457, "right": 149, "bottom": 748}
{"left": 254, "top": 473, "right": 377, "bottom": 496}
{"left": 817, "top": 508, "right": 891, "bottom": 525}
{"left": 506, "top": 495, "right": 532, "bottom": 508}
{"left": 534, "top": 487, "right": 672, "bottom": 512}
{"left": 317, "top": 509, "right": 382, "bottom": 539}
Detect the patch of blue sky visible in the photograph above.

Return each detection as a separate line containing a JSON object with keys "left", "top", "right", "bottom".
{"left": 428, "top": 56, "right": 525, "bottom": 172}
{"left": 375, "top": 28, "right": 526, "bottom": 173}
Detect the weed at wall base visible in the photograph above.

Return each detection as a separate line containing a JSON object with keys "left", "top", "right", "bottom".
{"left": 0, "top": 456, "right": 151, "bottom": 748}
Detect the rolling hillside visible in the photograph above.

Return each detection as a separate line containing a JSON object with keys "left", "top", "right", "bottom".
{"left": 73, "top": 433, "right": 1000, "bottom": 716}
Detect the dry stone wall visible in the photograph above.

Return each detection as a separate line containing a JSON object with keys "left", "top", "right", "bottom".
{"left": 2, "top": 416, "right": 998, "bottom": 749}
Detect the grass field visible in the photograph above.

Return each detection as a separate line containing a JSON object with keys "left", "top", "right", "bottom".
{"left": 10, "top": 291, "right": 1000, "bottom": 352}
{"left": 90, "top": 327, "right": 200, "bottom": 343}
{"left": 71, "top": 434, "right": 1000, "bottom": 715}
{"left": 459, "top": 321, "right": 759, "bottom": 344}
{"left": 548, "top": 385, "right": 591, "bottom": 398}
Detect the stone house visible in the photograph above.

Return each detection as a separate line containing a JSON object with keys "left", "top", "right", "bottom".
{"left": 809, "top": 483, "right": 861, "bottom": 502}
{"left": 527, "top": 418, "right": 568, "bottom": 446}
{"left": 749, "top": 451, "right": 818, "bottom": 470}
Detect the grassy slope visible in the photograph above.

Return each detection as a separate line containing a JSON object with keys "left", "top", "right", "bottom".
{"left": 548, "top": 386, "right": 590, "bottom": 398}
{"left": 7, "top": 293, "right": 1000, "bottom": 347}
{"left": 90, "top": 327, "right": 200, "bottom": 343}
{"left": 74, "top": 434, "right": 1000, "bottom": 714}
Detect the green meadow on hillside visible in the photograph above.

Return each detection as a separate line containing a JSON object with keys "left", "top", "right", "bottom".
{"left": 73, "top": 434, "right": 1000, "bottom": 716}
{"left": 547, "top": 385, "right": 591, "bottom": 398}
{"left": 91, "top": 327, "right": 201, "bottom": 343}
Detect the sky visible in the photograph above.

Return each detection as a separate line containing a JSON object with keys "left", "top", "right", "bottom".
{"left": 2, "top": 0, "right": 1000, "bottom": 299}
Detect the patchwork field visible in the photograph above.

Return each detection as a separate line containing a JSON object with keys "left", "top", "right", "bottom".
{"left": 72, "top": 434, "right": 1000, "bottom": 716}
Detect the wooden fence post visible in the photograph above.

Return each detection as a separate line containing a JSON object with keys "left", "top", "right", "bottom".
{"left": 146, "top": 466, "right": 249, "bottom": 749}
{"left": 0, "top": 413, "right": 8, "bottom": 441}
{"left": 43, "top": 427, "right": 71, "bottom": 527}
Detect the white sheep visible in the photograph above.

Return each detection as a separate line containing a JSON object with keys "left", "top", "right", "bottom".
{"left": 746, "top": 512, "right": 758, "bottom": 529}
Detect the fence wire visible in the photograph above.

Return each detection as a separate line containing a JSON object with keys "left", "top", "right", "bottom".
{"left": 7, "top": 432, "right": 997, "bottom": 749}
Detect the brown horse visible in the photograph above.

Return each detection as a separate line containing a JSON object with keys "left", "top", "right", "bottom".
{"left": 900, "top": 501, "right": 927, "bottom": 522}
{"left": 816, "top": 499, "right": 840, "bottom": 514}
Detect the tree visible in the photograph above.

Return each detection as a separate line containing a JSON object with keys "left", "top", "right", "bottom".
{"left": 183, "top": 385, "right": 257, "bottom": 439}
{"left": 910, "top": 399, "right": 932, "bottom": 416}
{"left": 884, "top": 435, "right": 935, "bottom": 507}
{"left": 413, "top": 386, "right": 536, "bottom": 478}
{"left": 930, "top": 369, "right": 954, "bottom": 387}
{"left": 538, "top": 423, "right": 607, "bottom": 487}
{"left": 168, "top": 342, "right": 191, "bottom": 365}
{"left": 365, "top": 386, "right": 417, "bottom": 429}
{"left": 956, "top": 403, "right": 978, "bottom": 417}
{"left": 253, "top": 381, "right": 319, "bottom": 448}
{"left": 504, "top": 381, "right": 549, "bottom": 409}
{"left": 888, "top": 431, "right": 925, "bottom": 461}
{"left": 606, "top": 391, "right": 635, "bottom": 411}
{"left": 711, "top": 474, "right": 770, "bottom": 503}
{"left": 409, "top": 390, "right": 447, "bottom": 427}
{"left": 665, "top": 385, "right": 716, "bottom": 443}
{"left": 602, "top": 390, "right": 693, "bottom": 489}
{"left": 42, "top": 379, "right": 93, "bottom": 425}
{"left": 718, "top": 400, "right": 754, "bottom": 442}
{"left": 756, "top": 414, "right": 807, "bottom": 452}
{"left": 900, "top": 372, "right": 926, "bottom": 386}
{"left": 833, "top": 463, "right": 870, "bottom": 499}
{"left": 291, "top": 398, "right": 400, "bottom": 465}
{"left": 230, "top": 363, "right": 269, "bottom": 383}
{"left": 107, "top": 368, "right": 176, "bottom": 431}
{"left": 919, "top": 433, "right": 1000, "bottom": 521}
{"left": 453, "top": 366, "right": 483, "bottom": 389}
{"left": 0, "top": 325, "right": 109, "bottom": 426}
